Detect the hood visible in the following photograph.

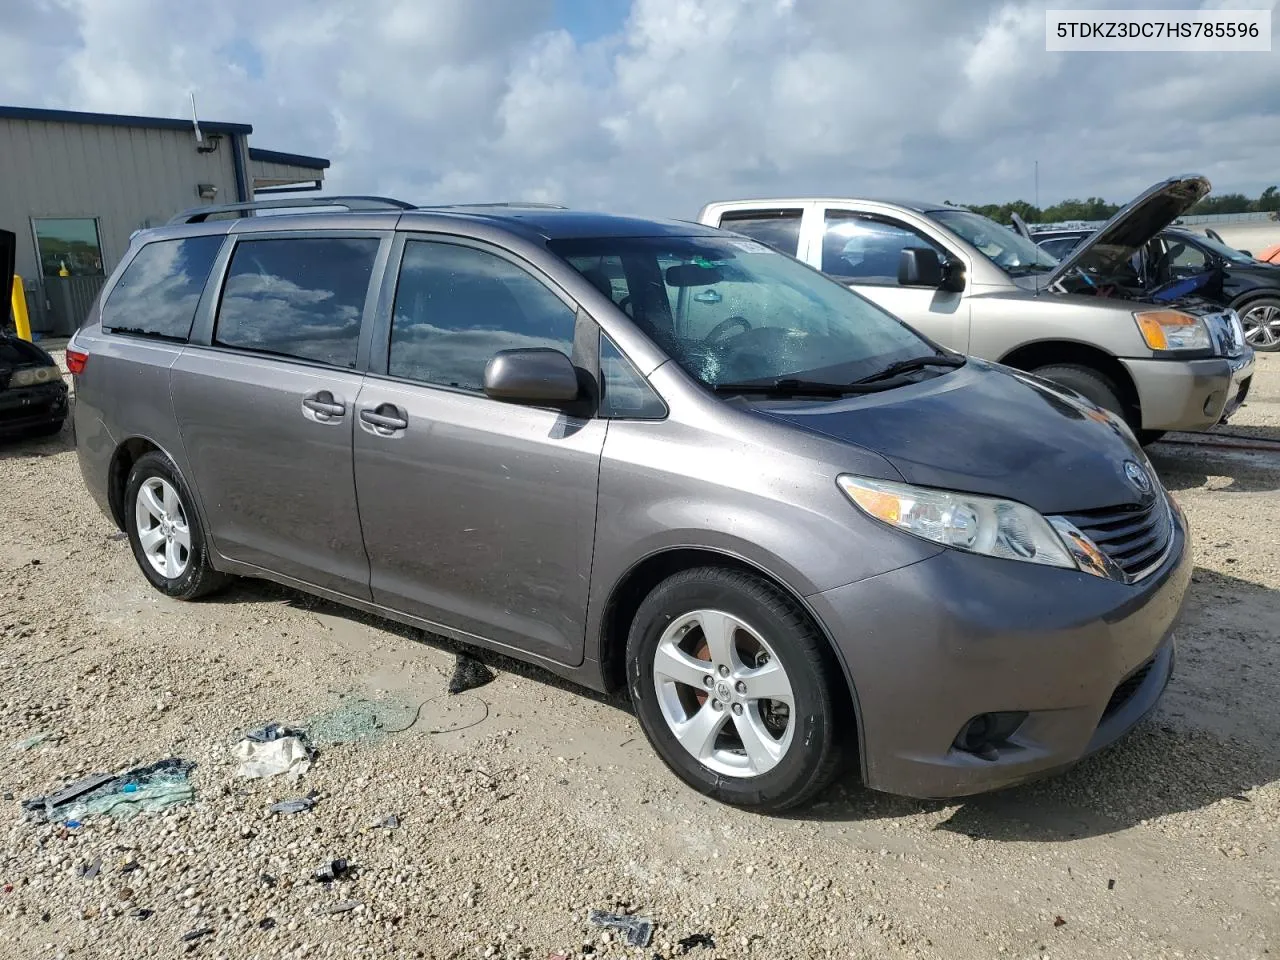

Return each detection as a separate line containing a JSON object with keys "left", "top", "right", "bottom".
{"left": 1045, "top": 174, "right": 1211, "bottom": 290}
{"left": 757, "top": 360, "right": 1152, "bottom": 516}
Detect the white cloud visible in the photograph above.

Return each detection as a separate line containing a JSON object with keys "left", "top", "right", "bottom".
{"left": 1, "top": 0, "right": 1277, "bottom": 217}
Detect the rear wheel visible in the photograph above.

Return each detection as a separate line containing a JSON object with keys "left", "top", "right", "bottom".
{"left": 1239, "top": 297, "right": 1280, "bottom": 352}
{"left": 124, "top": 451, "right": 228, "bottom": 600}
{"left": 626, "top": 567, "right": 847, "bottom": 812}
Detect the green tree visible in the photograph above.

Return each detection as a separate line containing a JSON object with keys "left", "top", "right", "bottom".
{"left": 1188, "top": 192, "right": 1251, "bottom": 215}
{"left": 1254, "top": 186, "right": 1279, "bottom": 213}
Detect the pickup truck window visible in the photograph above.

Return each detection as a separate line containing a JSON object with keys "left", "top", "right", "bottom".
{"left": 716, "top": 209, "right": 803, "bottom": 257}
{"left": 822, "top": 212, "right": 941, "bottom": 285}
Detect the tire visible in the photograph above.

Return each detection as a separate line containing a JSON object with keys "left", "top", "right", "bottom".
{"left": 1238, "top": 297, "right": 1280, "bottom": 352}
{"left": 1031, "top": 363, "right": 1126, "bottom": 418}
{"left": 124, "top": 451, "right": 229, "bottom": 600}
{"left": 625, "top": 567, "right": 847, "bottom": 812}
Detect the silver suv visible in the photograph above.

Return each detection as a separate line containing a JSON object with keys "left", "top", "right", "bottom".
{"left": 698, "top": 175, "right": 1254, "bottom": 441}
{"left": 70, "top": 196, "right": 1191, "bottom": 810}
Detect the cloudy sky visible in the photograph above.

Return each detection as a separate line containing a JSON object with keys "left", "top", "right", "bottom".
{"left": 2, "top": 0, "right": 1276, "bottom": 216}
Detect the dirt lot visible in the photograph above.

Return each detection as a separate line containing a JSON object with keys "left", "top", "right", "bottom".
{"left": 1, "top": 354, "right": 1278, "bottom": 960}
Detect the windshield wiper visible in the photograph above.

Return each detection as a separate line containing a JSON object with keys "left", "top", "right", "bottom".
{"left": 712, "top": 378, "right": 854, "bottom": 397}
{"left": 852, "top": 353, "right": 966, "bottom": 385}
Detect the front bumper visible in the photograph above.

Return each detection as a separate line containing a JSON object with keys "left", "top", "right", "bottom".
{"left": 1123, "top": 352, "right": 1255, "bottom": 431}
{"left": 0, "top": 381, "right": 68, "bottom": 436}
{"left": 807, "top": 510, "right": 1191, "bottom": 799}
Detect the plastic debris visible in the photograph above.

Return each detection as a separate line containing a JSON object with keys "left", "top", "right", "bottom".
{"left": 313, "top": 859, "right": 351, "bottom": 883}
{"left": 234, "top": 728, "right": 312, "bottom": 780}
{"left": 269, "top": 791, "right": 318, "bottom": 815}
{"left": 259, "top": 917, "right": 276, "bottom": 931}
{"left": 79, "top": 857, "right": 102, "bottom": 880}
{"left": 182, "top": 927, "right": 214, "bottom": 942}
{"left": 22, "top": 772, "right": 114, "bottom": 821}
{"left": 134, "top": 908, "right": 154, "bottom": 920}
{"left": 448, "top": 652, "right": 495, "bottom": 694}
{"left": 676, "top": 932, "right": 716, "bottom": 952}
{"left": 588, "top": 909, "right": 654, "bottom": 948}
{"left": 64, "top": 820, "right": 81, "bottom": 829}
{"left": 327, "top": 900, "right": 360, "bottom": 914}
{"left": 10, "top": 730, "right": 62, "bottom": 751}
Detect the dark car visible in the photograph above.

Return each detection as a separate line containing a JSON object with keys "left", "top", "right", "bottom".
{"left": 1032, "top": 226, "right": 1280, "bottom": 351}
{"left": 69, "top": 195, "right": 1190, "bottom": 811}
{"left": 2, "top": 227, "right": 69, "bottom": 440}
{"left": 0, "top": 334, "right": 68, "bottom": 439}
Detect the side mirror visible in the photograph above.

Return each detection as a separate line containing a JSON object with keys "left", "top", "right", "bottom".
{"left": 1240, "top": 250, "right": 1252, "bottom": 258}
{"left": 898, "top": 247, "right": 944, "bottom": 287}
{"left": 940, "top": 258, "right": 966, "bottom": 293}
{"left": 483, "top": 348, "right": 580, "bottom": 405}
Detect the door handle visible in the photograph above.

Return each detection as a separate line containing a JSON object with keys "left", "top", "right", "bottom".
{"left": 360, "top": 406, "right": 408, "bottom": 432}
{"left": 302, "top": 391, "right": 346, "bottom": 419}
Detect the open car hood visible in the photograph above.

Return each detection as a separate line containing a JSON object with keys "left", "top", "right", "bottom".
{"left": 1044, "top": 175, "right": 1211, "bottom": 290}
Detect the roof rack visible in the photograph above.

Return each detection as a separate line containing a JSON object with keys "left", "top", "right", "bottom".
{"left": 417, "top": 202, "right": 569, "bottom": 211}
{"left": 168, "top": 195, "right": 416, "bottom": 224}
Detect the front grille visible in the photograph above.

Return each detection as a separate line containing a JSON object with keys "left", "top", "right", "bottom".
{"left": 1103, "top": 656, "right": 1155, "bottom": 718}
{"left": 1062, "top": 495, "right": 1172, "bottom": 581}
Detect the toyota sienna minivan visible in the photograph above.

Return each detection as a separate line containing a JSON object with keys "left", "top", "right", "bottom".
{"left": 69, "top": 197, "right": 1191, "bottom": 811}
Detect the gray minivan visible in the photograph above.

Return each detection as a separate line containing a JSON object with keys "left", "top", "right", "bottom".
{"left": 698, "top": 175, "right": 1254, "bottom": 442}
{"left": 69, "top": 197, "right": 1190, "bottom": 811}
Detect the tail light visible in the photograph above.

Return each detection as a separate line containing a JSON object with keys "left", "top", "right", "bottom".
{"left": 65, "top": 348, "right": 88, "bottom": 375}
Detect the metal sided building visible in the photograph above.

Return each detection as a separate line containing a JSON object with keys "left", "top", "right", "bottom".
{"left": 0, "top": 105, "right": 329, "bottom": 334}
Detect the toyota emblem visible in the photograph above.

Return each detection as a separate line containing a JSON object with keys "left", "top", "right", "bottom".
{"left": 1124, "top": 460, "right": 1152, "bottom": 494}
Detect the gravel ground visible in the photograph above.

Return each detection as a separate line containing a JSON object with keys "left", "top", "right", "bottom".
{"left": 1, "top": 353, "right": 1278, "bottom": 960}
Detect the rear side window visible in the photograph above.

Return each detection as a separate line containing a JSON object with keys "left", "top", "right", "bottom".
{"left": 718, "top": 209, "right": 803, "bottom": 256}
{"left": 214, "top": 237, "right": 380, "bottom": 368}
{"left": 102, "top": 236, "right": 223, "bottom": 340}
{"left": 388, "top": 240, "right": 577, "bottom": 392}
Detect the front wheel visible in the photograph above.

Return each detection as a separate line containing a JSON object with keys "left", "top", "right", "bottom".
{"left": 626, "top": 567, "right": 848, "bottom": 812}
{"left": 124, "top": 451, "right": 229, "bottom": 600}
{"left": 1239, "top": 298, "right": 1280, "bottom": 352}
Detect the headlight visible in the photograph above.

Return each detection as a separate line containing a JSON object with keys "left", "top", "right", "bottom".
{"left": 7, "top": 366, "right": 61, "bottom": 388}
{"left": 1133, "top": 310, "right": 1210, "bottom": 352}
{"left": 837, "top": 476, "right": 1076, "bottom": 569}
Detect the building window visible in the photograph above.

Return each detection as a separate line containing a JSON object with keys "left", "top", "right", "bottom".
{"left": 32, "top": 218, "right": 104, "bottom": 277}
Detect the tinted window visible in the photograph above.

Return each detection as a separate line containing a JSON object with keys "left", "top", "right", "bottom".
{"left": 389, "top": 241, "right": 577, "bottom": 392}
{"left": 600, "top": 333, "right": 665, "bottom": 419}
{"left": 102, "top": 236, "right": 224, "bottom": 340}
{"left": 215, "top": 238, "right": 379, "bottom": 367}
{"left": 719, "top": 209, "right": 803, "bottom": 256}
{"left": 822, "top": 213, "right": 942, "bottom": 284}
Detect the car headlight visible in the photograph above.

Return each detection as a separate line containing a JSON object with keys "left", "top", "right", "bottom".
{"left": 837, "top": 475, "right": 1076, "bottom": 569}
{"left": 7, "top": 366, "right": 61, "bottom": 388}
{"left": 1133, "top": 310, "right": 1210, "bottom": 352}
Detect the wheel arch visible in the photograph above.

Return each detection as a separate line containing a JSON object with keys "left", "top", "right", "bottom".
{"left": 597, "top": 545, "right": 866, "bottom": 775}
{"left": 998, "top": 339, "right": 1141, "bottom": 420}
{"left": 107, "top": 436, "right": 197, "bottom": 531}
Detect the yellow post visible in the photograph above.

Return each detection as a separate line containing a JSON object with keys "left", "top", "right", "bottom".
{"left": 10, "top": 274, "right": 32, "bottom": 342}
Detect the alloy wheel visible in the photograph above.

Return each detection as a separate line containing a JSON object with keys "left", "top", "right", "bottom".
{"left": 134, "top": 477, "right": 191, "bottom": 579}
{"left": 1241, "top": 303, "right": 1280, "bottom": 349}
{"left": 652, "top": 608, "right": 796, "bottom": 778}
